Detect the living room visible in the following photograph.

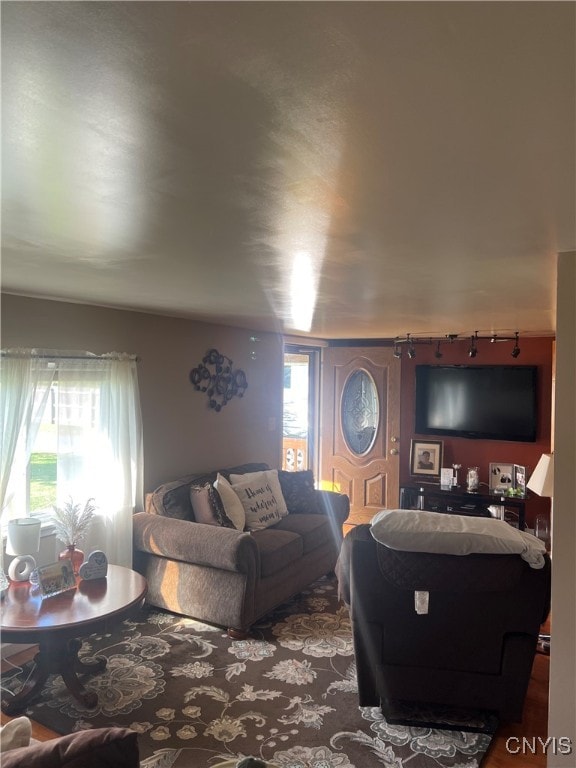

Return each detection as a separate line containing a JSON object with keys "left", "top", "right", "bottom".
{"left": 1, "top": 3, "right": 575, "bottom": 767}
{"left": 1, "top": 266, "right": 573, "bottom": 768}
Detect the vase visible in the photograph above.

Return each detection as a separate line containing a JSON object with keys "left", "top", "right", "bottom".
{"left": 58, "top": 545, "right": 85, "bottom": 576}
{"left": 466, "top": 467, "right": 479, "bottom": 493}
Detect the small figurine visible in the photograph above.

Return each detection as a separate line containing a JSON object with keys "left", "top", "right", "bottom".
{"left": 79, "top": 550, "right": 108, "bottom": 580}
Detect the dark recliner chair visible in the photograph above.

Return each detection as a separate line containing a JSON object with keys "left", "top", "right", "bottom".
{"left": 339, "top": 524, "right": 551, "bottom": 723}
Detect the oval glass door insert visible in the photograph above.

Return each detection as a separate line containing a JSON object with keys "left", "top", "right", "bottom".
{"left": 341, "top": 369, "right": 380, "bottom": 455}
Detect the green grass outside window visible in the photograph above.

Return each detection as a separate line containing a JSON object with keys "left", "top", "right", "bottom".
{"left": 29, "top": 452, "right": 57, "bottom": 511}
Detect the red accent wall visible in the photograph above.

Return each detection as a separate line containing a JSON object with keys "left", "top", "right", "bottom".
{"left": 399, "top": 337, "right": 554, "bottom": 528}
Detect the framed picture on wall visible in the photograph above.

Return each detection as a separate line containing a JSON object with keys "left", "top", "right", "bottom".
{"left": 489, "top": 462, "right": 514, "bottom": 494}
{"left": 410, "top": 440, "right": 443, "bottom": 478}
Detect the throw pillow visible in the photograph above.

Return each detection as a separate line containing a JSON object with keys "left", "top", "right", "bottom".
{"left": 230, "top": 475, "right": 286, "bottom": 531}
{"left": 0, "top": 716, "right": 32, "bottom": 752}
{"left": 370, "top": 509, "right": 547, "bottom": 568}
{"left": 213, "top": 474, "right": 246, "bottom": 531}
{"left": 190, "top": 483, "right": 235, "bottom": 528}
{"left": 229, "top": 470, "right": 288, "bottom": 517}
{"left": 277, "top": 469, "right": 320, "bottom": 514}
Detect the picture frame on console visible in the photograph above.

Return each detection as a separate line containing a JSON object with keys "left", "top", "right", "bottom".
{"left": 410, "top": 439, "right": 443, "bottom": 478}
{"left": 489, "top": 462, "right": 514, "bottom": 494}
{"left": 514, "top": 464, "right": 527, "bottom": 495}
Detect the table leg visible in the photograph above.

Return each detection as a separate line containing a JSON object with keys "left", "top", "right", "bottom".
{"left": 1, "top": 638, "right": 107, "bottom": 715}
{"left": 60, "top": 639, "right": 107, "bottom": 708}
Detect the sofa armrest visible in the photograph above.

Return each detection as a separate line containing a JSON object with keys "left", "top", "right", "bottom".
{"left": 316, "top": 490, "right": 350, "bottom": 526}
{"left": 133, "top": 512, "right": 259, "bottom": 573}
{"left": 0, "top": 728, "right": 139, "bottom": 768}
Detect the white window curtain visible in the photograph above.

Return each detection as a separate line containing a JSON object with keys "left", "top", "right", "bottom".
{"left": 0, "top": 350, "right": 143, "bottom": 567}
{"left": 0, "top": 352, "right": 55, "bottom": 515}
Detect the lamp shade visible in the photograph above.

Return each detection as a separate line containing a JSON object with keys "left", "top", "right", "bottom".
{"left": 526, "top": 453, "right": 554, "bottom": 498}
{"left": 6, "top": 518, "right": 41, "bottom": 556}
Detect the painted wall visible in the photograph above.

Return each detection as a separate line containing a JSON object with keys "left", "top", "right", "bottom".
{"left": 399, "top": 336, "right": 554, "bottom": 529}
{"left": 0, "top": 294, "right": 285, "bottom": 495}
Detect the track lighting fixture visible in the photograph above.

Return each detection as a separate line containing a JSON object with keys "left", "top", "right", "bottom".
{"left": 391, "top": 331, "right": 522, "bottom": 359}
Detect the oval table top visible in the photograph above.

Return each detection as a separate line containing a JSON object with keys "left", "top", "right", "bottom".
{"left": 0, "top": 565, "right": 147, "bottom": 638}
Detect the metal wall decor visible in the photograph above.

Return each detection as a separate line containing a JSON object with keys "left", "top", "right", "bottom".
{"left": 190, "top": 348, "right": 247, "bottom": 411}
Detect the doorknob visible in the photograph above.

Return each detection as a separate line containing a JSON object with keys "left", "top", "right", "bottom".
{"left": 390, "top": 448, "right": 399, "bottom": 455}
{"left": 390, "top": 436, "right": 399, "bottom": 443}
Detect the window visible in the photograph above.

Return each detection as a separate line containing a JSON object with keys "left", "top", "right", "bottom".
{"left": 282, "top": 344, "right": 320, "bottom": 473}
{"left": 27, "top": 377, "right": 102, "bottom": 515}
{"left": 1, "top": 351, "right": 143, "bottom": 566}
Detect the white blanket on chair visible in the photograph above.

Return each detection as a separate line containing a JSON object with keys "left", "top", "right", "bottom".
{"left": 370, "top": 510, "right": 547, "bottom": 569}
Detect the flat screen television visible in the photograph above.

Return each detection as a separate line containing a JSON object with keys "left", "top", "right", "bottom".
{"left": 415, "top": 365, "right": 538, "bottom": 442}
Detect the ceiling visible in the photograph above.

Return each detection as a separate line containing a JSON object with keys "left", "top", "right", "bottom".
{"left": 2, "top": 2, "right": 574, "bottom": 340}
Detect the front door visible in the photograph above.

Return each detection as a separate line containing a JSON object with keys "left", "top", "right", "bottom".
{"left": 320, "top": 346, "right": 401, "bottom": 520}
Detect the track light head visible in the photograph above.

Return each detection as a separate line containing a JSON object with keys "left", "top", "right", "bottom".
{"left": 393, "top": 343, "right": 402, "bottom": 359}
{"left": 468, "top": 333, "right": 478, "bottom": 358}
{"left": 404, "top": 334, "right": 416, "bottom": 359}
{"left": 511, "top": 332, "right": 521, "bottom": 358}
{"left": 434, "top": 341, "right": 443, "bottom": 359}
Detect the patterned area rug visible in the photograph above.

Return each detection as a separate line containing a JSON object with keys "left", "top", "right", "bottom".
{"left": 3, "top": 577, "right": 495, "bottom": 767}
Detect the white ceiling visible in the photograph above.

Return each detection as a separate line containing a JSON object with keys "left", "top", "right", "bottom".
{"left": 1, "top": 2, "right": 574, "bottom": 340}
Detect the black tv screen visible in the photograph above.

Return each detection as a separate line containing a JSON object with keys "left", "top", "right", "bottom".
{"left": 415, "top": 365, "right": 538, "bottom": 442}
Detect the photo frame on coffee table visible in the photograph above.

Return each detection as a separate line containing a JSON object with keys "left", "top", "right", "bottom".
{"left": 489, "top": 462, "right": 514, "bottom": 494}
{"left": 410, "top": 440, "right": 443, "bottom": 478}
{"left": 37, "top": 560, "right": 76, "bottom": 598}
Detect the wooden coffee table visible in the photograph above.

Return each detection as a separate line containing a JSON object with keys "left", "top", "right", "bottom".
{"left": 0, "top": 564, "right": 147, "bottom": 715}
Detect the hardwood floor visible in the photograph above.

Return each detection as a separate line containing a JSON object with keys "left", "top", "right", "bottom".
{"left": 342, "top": 509, "right": 375, "bottom": 537}
{"left": 1, "top": 644, "right": 550, "bottom": 767}
{"left": 484, "top": 650, "right": 549, "bottom": 767}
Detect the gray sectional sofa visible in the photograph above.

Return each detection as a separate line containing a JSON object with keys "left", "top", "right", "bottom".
{"left": 132, "top": 463, "right": 349, "bottom": 635}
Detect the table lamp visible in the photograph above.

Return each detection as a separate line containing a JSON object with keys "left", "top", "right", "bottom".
{"left": 526, "top": 453, "right": 553, "bottom": 654}
{"left": 527, "top": 453, "right": 554, "bottom": 547}
{"left": 526, "top": 453, "right": 554, "bottom": 498}
{"left": 6, "top": 518, "right": 41, "bottom": 582}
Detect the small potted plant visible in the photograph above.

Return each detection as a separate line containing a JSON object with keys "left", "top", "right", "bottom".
{"left": 52, "top": 497, "right": 96, "bottom": 575}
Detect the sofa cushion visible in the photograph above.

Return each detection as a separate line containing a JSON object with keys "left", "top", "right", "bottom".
{"left": 230, "top": 474, "right": 287, "bottom": 531}
{"left": 146, "top": 463, "right": 270, "bottom": 520}
{"left": 214, "top": 474, "right": 246, "bottom": 530}
{"left": 0, "top": 716, "right": 32, "bottom": 752}
{"left": 230, "top": 470, "right": 288, "bottom": 518}
{"left": 190, "top": 484, "right": 235, "bottom": 528}
{"left": 250, "top": 528, "right": 304, "bottom": 576}
{"left": 278, "top": 470, "right": 320, "bottom": 514}
{"left": 274, "top": 514, "right": 331, "bottom": 554}
{"left": 0, "top": 728, "right": 139, "bottom": 768}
